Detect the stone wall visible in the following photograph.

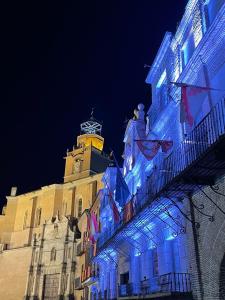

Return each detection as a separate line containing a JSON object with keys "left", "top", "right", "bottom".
{"left": 186, "top": 176, "right": 225, "bottom": 300}
{"left": 0, "top": 246, "right": 32, "bottom": 300}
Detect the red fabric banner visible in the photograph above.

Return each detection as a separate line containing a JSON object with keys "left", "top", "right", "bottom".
{"left": 136, "top": 140, "right": 161, "bottom": 160}
{"left": 123, "top": 201, "right": 134, "bottom": 223}
{"left": 181, "top": 85, "right": 210, "bottom": 126}
{"left": 136, "top": 139, "right": 173, "bottom": 160}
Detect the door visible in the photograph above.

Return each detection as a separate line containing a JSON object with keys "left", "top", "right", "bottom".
{"left": 42, "top": 274, "right": 60, "bottom": 300}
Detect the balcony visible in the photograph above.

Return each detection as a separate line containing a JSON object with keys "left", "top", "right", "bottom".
{"left": 97, "top": 97, "right": 225, "bottom": 253}
{"left": 74, "top": 277, "right": 83, "bottom": 290}
{"left": 81, "top": 265, "right": 100, "bottom": 284}
{"left": 118, "top": 273, "right": 192, "bottom": 299}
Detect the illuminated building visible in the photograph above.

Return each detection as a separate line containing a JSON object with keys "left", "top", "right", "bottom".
{"left": 92, "top": 1, "right": 225, "bottom": 300}
{"left": 0, "top": 115, "right": 110, "bottom": 300}
{"left": 0, "top": 0, "right": 225, "bottom": 299}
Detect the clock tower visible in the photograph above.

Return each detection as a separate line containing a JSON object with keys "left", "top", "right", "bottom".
{"left": 64, "top": 114, "right": 110, "bottom": 183}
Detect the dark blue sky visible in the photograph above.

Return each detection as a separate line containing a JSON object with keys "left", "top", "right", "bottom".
{"left": 0, "top": 1, "right": 187, "bottom": 207}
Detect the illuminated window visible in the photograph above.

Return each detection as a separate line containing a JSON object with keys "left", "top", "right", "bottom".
{"left": 182, "top": 32, "right": 195, "bottom": 67}
{"left": 78, "top": 198, "right": 82, "bottom": 218}
{"left": 156, "top": 70, "right": 168, "bottom": 110}
{"left": 50, "top": 247, "right": 57, "bottom": 261}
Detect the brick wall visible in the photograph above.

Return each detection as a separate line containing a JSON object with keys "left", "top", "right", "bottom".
{"left": 186, "top": 176, "right": 225, "bottom": 300}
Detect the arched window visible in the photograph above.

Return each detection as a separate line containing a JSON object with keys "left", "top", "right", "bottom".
{"left": 78, "top": 198, "right": 82, "bottom": 218}
{"left": 68, "top": 247, "right": 71, "bottom": 259}
{"left": 73, "top": 157, "right": 82, "bottom": 174}
{"left": 35, "top": 250, "right": 39, "bottom": 263}
{"left": 50, "top": 247, "right": 57, "bottom": 261}
{"left": 54, "top": 223, "right": 58, "bottom": 234}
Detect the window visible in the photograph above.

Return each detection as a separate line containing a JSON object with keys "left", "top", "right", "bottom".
{"left": 120, "top": 272, "right": 129, "bottom": 284}
{"left": 91, "top": 181, "right": 97, "bottom": 204}
{"left": 35, "top": 250, "right": 39, "bottom": 263}
{"left": 73, "top": 158, "right": 82, "bottom": 174}
{"left": 68, "top": 247, "right": 71, "bottom": 259}
{"left": 3, "top": 244, "right": 9, "bottom": 250}
{"left": 152, "top": 248, "right": 159, "bottom": 277}
{"left": 50, "top": 247, "right": 57, "bottom": 261}
{"left": 156, "top": 70, "right": 168, "bottom": 110}
{"left": 182, "top": 32, "right": 195, "bottom": 67}
{"left": 35, "top": 208, "right": 42, "bottom": 227}
{"left": 78, "top": 198, "right": 82, "bottom": 218}
{"left": 54, "top": 223, "right": 58, "bottom": 234}
{"left": 23, "top": 210, "right": 28, "bottom": 229}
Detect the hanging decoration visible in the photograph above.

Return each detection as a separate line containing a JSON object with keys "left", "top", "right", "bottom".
{"left": 102, "top": 175, "right": 120, "bottom": 223}
{"left": 171, "top": 81, "right": 224, "bottom": 126}
{"left": 113, "top": 151, "right": 130, "bottom": 207}
{"left": 87, "top": 210, "right": 99, "bottom": 244}
{"left": 135, "top": 139, "right": 173, "bottom": 160}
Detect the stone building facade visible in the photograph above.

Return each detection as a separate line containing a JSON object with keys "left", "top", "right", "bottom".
{"left": 0, "top": 116, "right": 110, "bottom": 300}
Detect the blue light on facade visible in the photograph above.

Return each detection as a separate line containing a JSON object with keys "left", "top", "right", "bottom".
{"left": 88, "top": 1, "right": 225, "bottom": 299}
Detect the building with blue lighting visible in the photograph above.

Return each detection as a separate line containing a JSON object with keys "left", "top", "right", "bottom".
{"left": 81, "top": 0, "right": 225, "bottom": 300}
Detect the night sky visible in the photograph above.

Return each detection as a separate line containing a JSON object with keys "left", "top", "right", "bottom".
{"left": 0, "top": 1, "right": 187, "bottom": 208}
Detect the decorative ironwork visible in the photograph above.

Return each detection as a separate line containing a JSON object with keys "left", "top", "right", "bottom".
{"left": 210, "top": 184, "right": 225, "bottom": 197}
{"left": 118, "top": 272, "right": 192, "bottom": 297}
{"left": 165, "top": 196, "right": 200, "bottom": 229}
{"left": 189, "top": 196, "right": 215, "bottom": 222}
{"left": 197, "top": 185, "right": 225, "bottom": 216}
{"left": 80, "top": 111, "right": 102, "bottom": 135}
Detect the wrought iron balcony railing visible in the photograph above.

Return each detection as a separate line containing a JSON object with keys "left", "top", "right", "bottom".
{"left": 97, "top": 97, "right": 225, "bottom": 252}
{"left": 118, "top": 272, "right": 191, "bottom": 298}
{"left": 81, "top": 265, "right": 100, "bottom": 283}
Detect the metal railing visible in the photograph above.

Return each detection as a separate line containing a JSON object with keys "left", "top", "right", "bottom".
{"left": 97, "top": 98, "right": 225, "bottom": 251}
{"left": 160, "top": 272, "right": 191, "bottom": 293}
{"left": 152, "top": 98, "right": 225, "bottom": 195}
{"left": 118, "top": 272, "right": 191, "bottom": 297}
{"left": 81, "top": 264, "right": 100, "bottom": 283}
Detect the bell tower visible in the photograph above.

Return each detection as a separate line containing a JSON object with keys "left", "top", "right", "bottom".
{"left": 64, "top": 113, "right": 110, "bottom": 183}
